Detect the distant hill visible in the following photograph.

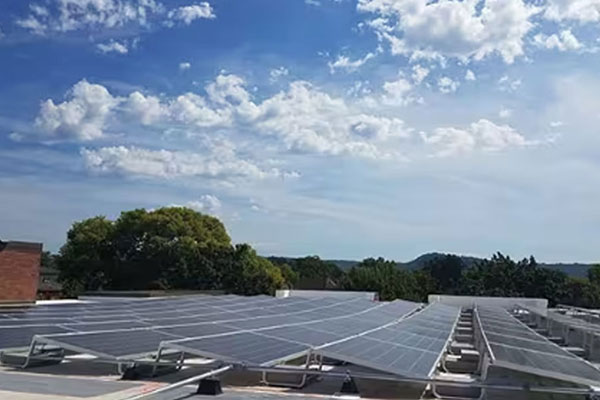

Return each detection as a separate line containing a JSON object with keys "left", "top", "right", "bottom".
{"left": 324, "top": 253, "right": 595, "bottom": 279}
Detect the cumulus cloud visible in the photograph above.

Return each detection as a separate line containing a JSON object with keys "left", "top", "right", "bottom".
{"left": 381, "top": 77, "right": 422, "bottom": 106}
{"left": 328, "top": 51, "right": 376, "bottom": 73}
{"left": 498, "top": 75, "right": 522, "bottom": 92}
{"left": 499, "top": 107, "right": 513, "bottom": 119}
{"left": 411, "top": 65, "right": 430, "bottom": 85}
{"left": 255, "top": 81, "right": 410, "bottom": 159}
{"left": 533, "top": 30, "right": 582, "bottom": 52}
{"left": 35, "top": 80, "right": 121, "bottom": 140}
{"left": 15, "top": 0, "right": 215, "bottom": 40}
{"left": 16, "top": 0, "right": 163, "bottom": 35}
{"left": 438, "top": 77, "right": 460, "bottom": 94}
{"left": 81, "top": 144, "right": 295, "bottom": 181}
{"left": 357, "top": 0, "right": 539, "bottom": 64}
{"left": 124, "top": 91, "right": 168, "bottom": 125}
{"left": 167, "top": 2, "right": 215, "bottom": 25}
{"left": 544, "top": 0, "right": 600, "bottom": 23}
{"left": 96, "top": 40, "right": 129, "bottom": 54}
{"left": 422, "top": 119, "right": 531, "bottom": 157}
{"left": 269, "top": 67, "right": 289, "bottom": 82}
{"left": 179, "top": 62, "right": 191, "bottom": 70}
{"left": 174, "top": 194, "right": 222, "bottom": 214}
{"left": 28, "top": 73, "right": 416, "bottom": 160}
{"left": 465, "top": 70, "right": 476, "bottom": 81}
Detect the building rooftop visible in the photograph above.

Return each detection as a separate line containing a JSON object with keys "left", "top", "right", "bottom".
{"left": 0, "top": 294, "right": 599, "bottom": 399}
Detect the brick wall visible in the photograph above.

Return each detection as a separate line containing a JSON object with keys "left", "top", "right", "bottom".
{"left": 0, "top": 241, "right": 43, "bottom": 302}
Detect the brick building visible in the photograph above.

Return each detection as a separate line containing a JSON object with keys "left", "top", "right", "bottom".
{"left": 0, "top": 240, "right": 43, "bottom": 303}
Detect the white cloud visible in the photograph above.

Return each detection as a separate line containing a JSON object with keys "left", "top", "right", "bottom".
{"left": 438, "top": 77, "right": 460, "bottom": 94}
{"left": 255, "top": 81, "right": 410, "bottom": 159}
{"left": 16, "top": 15, "right": 47, "bottom": 35}
{"left": 96, "top": 40, "right": 129, "bottom": 54}
{"left": 533, "top": 30, "right": 582, "bottom": 51}
{"left": 499, "top": 107, "right": 513, "bottom": 119}
{"left": 167, "top": 2, "right": 215, "bottom": 25}
{"left": 544, "top": 0, "right": 600, "bottom": 23}
{"left": 175, "top": 194, "right": 222, "bottom": 214}
{"left": 81, "top": 143, "right": 295, "bottom": 181}
{"left": 179, "top": 62, "right": 192, "bottom": 71}
{"left": 28, "top": 73, "right": 415, "bottom": 160}
{"left": 328, "top": 51, "right": 376, "bottom": 73}
{"left": 422, "top": 119, "right": 531, "bottom": 157}
{"left": 35, "top": 80, "right": 121, "bottom": 140}
{"left": 550, "top": 121, "right": 564, "bottom": 128}
{"left": 9, "top": 132, "right": 24, "bottom": 142}
{"left": 124, "top": 92, "right": 168, "bottom": 125}
{"left": 381, "top": 77, "right": 422, "bottom": 106}
{"left": 498, "top": 75, "right": 522, "bottom": 92}
{"left": 465, "top": 70, "right": 476, "bottom": 81}
{"left": 16, "top": 0, "right": 163, "bottom": 35}
{"left": 347, "top": 80, "right": 372, "bottom": 97}
{"left": 358, "top": 0, "right": 539, "bottom": 64}
{"left": 411, "top": 64, "right": 430, "bottom": 85}
{"left": 270, "top": 67, "right": 289, "bottom": 82}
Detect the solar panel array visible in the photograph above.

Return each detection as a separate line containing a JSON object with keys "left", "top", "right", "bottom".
{"left": 313, "top": 303, "right": 460, "bottom": 379}
{"left": 525, "top": 307, "right": 600, "bottom": 363}
{"left": 148, "top": 298, "right": 421, "bottom": 366}
{"left": 476, "top": 306, "right": 600, "bottom": 386}
{"left": 2, "top": 295, "right": 451, "bottom": 377}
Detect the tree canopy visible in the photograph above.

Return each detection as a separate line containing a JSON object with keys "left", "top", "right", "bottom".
{"left": 57, "top": 207, "right": 284, "bottom": 296}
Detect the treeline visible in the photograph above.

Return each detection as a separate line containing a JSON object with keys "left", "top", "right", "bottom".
{"left": 338, "top": 254, "right": 600, "bottom": 307}
{"left": 50, "top": 207, "right": 600, "bottom": 307}
{"left": 52, "top": 208, "right": 287, "bottom": 296}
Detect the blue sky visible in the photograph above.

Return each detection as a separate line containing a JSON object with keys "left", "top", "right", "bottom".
{"left": 1, "top": 0, "right": 600, "bottom": 262}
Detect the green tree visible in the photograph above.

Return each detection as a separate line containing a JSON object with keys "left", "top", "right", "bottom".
{"left": 57, "top": 216, "right": 114, "bottom": 295}
{"left": 345, "top": 257, "right": 420, "bottom": 301}
{"left": 56, "top": 207, "right": 288, "bottom": 296}
{"left": 221, "top": 244, "right": 285, "bottom": 295}
{"left": 277, "top": 263, "right": 298, "bottom": 288}
{"left": 291, "top": 256, "right": 345, "bottom": 289}
{"left": 422, "top": 254, "right": 466, "bottom": 294}
{"left": 588, "top": 265, "right": 600, "bottom": 285}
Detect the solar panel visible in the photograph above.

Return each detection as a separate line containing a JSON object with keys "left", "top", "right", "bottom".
{"left": 259, "top": 325, "right": 344, "bottom": 346}
{"left": 63, "top": 321, "right": 152, "bottom": 332}
{"left": 0, "top": 318, "right": 77, "bottom": 326}
{"left": 222, "top": 315, "right": 308, "bottom": 330}
{"left": 477, "top": 306, "right": 600, "bottom": 386}
{"left": 155, "top": 323, "right": 233, "bottom": 338}
{"left": 318, "top": 336, "right": 440, "bottom": 378}
{"left": 4, "top": 295, "right": 425, "bottom": 376}
{"left": 0, "top": 326, "right": 74, "bottom": 349}
{"left": 313, "top": 303, "right": 459, "bottom": 378}
{"left": 167, "top": 331, "right": 308, "bottom": 365}
{"left": 38, "top": 329, "right": 183, "bottom": 358}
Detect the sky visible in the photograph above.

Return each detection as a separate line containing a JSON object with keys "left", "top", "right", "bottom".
{"left": 0, "top": 0, "right": 599, "bottom": 262}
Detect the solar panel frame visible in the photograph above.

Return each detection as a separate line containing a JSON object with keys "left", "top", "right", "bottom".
{"left": 156, "top": 299, "right": 421, "bottom": 367}
{"left": 475, "top": 306, "right": 600, "bottom": 387}
{"left": 312, "top": 302, "right": 460, "bottom": 379}
{"left": 0, "top": 326, "right": 76, "bottom": 350}
{"left": 33, "top": 329, "right": 185, "bottom": 359}
{"left": 7, "top": 295, "right": 423, "bottom": 372}
{"left": 163, "top": 331, "right": 309, "bottom": 366}
{"left": 22, "top": 297, "right": 390, "bottom": 359}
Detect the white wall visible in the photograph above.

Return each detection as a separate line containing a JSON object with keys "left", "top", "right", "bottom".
{"left": 276, "top": 290, "right": 378, "bottom": 301}
{"left": 428, "top": 294, "right": 547, "bottom": 312}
